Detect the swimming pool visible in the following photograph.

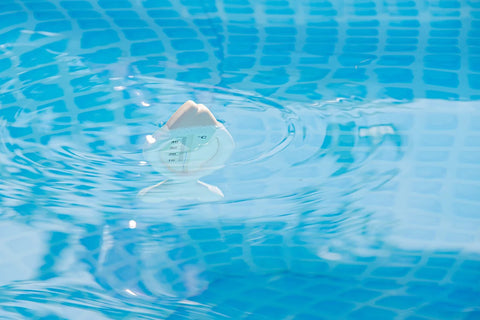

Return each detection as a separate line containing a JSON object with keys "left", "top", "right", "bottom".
{"left": 0, "top": 0, "right": 479, "bottom": 319}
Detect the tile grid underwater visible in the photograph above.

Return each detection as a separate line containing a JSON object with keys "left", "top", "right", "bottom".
{"left": 0, "top": 0, "right": 479, "bottom": 319}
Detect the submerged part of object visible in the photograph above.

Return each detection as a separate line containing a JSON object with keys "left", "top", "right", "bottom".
{"left": 139, "top": 100, "right": 234, "bottom": 202}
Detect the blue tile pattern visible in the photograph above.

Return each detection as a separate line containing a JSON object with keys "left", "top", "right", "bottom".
{"left": 0, "top": 0, "right": 479, "bottom": 319}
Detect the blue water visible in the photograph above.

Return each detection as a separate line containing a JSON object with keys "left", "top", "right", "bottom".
{"left": 0, "top": 0, "right": 480, "bottom": 319}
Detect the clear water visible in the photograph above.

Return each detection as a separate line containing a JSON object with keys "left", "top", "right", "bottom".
{"left": 0, "top": 0, "right": 480, "bottom": 319}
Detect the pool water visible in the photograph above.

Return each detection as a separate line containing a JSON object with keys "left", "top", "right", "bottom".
{"left": 1, "top": 0, "right": 480, "bottom": 319}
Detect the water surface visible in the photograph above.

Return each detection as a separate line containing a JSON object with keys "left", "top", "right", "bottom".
{"left": 1, "top": 0, "right": 480, "bottom": 319}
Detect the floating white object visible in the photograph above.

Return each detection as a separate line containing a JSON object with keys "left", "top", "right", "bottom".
{"left": 139, "top": 100, "right": 234, "bottom": 202}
